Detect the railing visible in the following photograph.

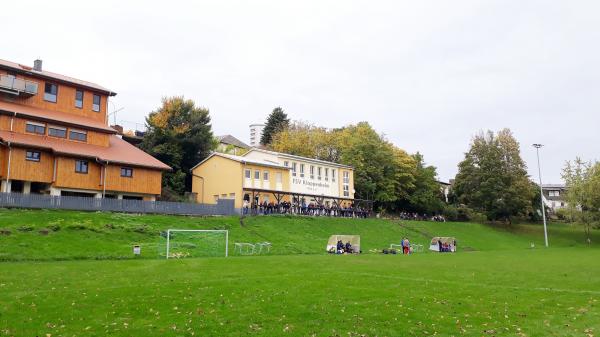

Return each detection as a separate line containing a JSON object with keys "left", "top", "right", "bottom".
{"left": 0, "top": 192, "right": 236, "bottom": 216}
{"left": 0, "top": 75, "right": 38, "bottom": 95}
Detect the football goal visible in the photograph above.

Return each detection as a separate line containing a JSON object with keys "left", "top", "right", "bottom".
{"left": 165, "top": 229, "right": 229, "bottom": 259}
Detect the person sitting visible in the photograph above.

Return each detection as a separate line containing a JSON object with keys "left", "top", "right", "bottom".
{"left": 345, "top": 241, "right": 353, "bottom": 254}
{"left": 336, "top": 240, "right": 344, "bottom": 254}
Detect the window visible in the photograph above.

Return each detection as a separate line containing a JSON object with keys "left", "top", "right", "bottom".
{"left": 310, "top": 165, "right": 315, "bottom": 179}
{"left": 75, "top": 90, "right": 84, "bottom": 108}
{"left": 69, "top": 130, "right": 87, "bottom": 142}
{"left": 48, "top": 126, "right": 67, "bottom": 138}
{"left": 214, "top": 195, "right": 219, "bottom": 202}
{"left": 25, "top": 150, "right": 41, "bottom": 162}
{"left": 75, "top": 160, "right": 88, "bottom": 174}
{"left": 254, "top": 170, "right": 260, "bottom": 179}
{"left": 121, "top": 167, "right": 133, "bottom": 177}
{"left": 292, "top": 162, "right": 297, "bottom": 177}
{"left": 343, "top": 171, "right": 350, "bottom": 197}
{"left": 325, "top": 168, "right": 329, "bottom": 181}
{"left": 284, "top": 161, "right": 289, "bottom": 167}
{"left": 92, "top": 94, "right": 101, "bottom": 112}
{"left": 317, "top": 167, "right": 322, "bottom": 180}
{"left": 332, "top": 169, "right": 336, "bottom": 182}
{"left": 44, "top": 83, "right": 58, "bottom": 103}
{"left": 300, "top": 164, "right": 305, "bottom": 178}
{"left": 263, "top": 171, "right": 269, "bottom": 181}
{"left": 549, "top": 190, "right": 560, "bottom": 197}
{"left": 244, "top": 169, "right": 251, "bottom": 179}
{"left": 25, "top": 122, "right": 45, "bottom": 135}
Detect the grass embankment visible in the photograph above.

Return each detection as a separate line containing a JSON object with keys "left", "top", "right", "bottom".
{"left": 0, "top": 208, "right": 598, "bottom": 261}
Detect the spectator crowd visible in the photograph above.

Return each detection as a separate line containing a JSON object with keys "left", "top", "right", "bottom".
{"left": 243, "top": 200, "right": 370, "bottom": 218}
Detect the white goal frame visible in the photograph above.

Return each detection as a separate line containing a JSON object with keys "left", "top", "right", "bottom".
{"left": 166, "top": 229, "right": 229, "bottom": 259}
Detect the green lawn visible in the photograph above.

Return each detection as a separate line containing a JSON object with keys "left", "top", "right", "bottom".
{"left": 0, "top": 209, "right": 599, "bottom": 336}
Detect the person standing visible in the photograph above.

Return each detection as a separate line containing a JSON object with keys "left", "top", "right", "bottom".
{"left": 403, "top": 238, "right": 410, "bottom": 255}
{"left": 438, "top": 239, "right": 442, "bottom": 252}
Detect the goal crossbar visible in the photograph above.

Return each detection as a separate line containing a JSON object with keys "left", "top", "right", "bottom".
{"left": 166, "top": 229, "right": 229, "bottom": 259}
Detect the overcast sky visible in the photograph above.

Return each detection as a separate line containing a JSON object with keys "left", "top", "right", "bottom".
{"left": 4, "top": 0, "right": 599, "bottom": 183}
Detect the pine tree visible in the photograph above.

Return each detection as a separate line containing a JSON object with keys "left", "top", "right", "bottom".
{"left": 260, "top": 107, "right": 290, "bottom": 146}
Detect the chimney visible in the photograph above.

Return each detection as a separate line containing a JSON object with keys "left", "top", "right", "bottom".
{"left": 33, "top": 59, "right": 43, "bottom": 71}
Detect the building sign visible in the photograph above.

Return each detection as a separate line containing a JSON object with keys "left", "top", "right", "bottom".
{"left": 291, "top": 177, "right": 337, "bottom": 196}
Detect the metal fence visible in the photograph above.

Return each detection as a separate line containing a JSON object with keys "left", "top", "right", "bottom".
{"left": 0, "top": 192, "right": 236, "bottom": 216}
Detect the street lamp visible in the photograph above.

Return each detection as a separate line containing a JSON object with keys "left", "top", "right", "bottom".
{"left": 533, "top": 144, "right": 548, "bottom": 247}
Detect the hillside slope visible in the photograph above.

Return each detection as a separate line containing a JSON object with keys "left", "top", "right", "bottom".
{"left": 0, "top": 208, "right": 597, "bottom": 261}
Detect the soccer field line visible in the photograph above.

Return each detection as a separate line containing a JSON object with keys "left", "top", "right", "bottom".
{"left": 340, "top": 272, "right": 600, "bottom": 296}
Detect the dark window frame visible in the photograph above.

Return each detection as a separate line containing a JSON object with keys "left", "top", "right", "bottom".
{"left": 48, "top": 126, "right": 67, "bottom": 138}
{"left": 25, "top": 150, "right": 41, "bottom": 162}
{"left": 25, "top": 122, "right": 46, "bottom": 135}
{"left": 69, "top": 130, "right": 88, "bottom": 142}
{"left": 75, "top": 160, "right": 89, "bottom": 174}
{"left": 92, "top": 94, "right": 101, "bottom": 112}
{"left": 75, "top": 89, "right": 84, "bottom": 109}
{"left": 120, "top": 167, "right": 133, "bottom": 178}
{"left": 44, "top": 82, "right": 58, "bottom": 103}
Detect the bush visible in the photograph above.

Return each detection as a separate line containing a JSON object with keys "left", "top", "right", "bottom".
{"left": 443, "top": 205, "right": 474, "bottom": 222}
{"left": 554, "top": 208, "right": 570, "bottom": 221}
{"left": 48, "top": 224, "right": 61, "bottom": 232}
{"left": 17, "top": 225, "right": 34, "bottom": 232}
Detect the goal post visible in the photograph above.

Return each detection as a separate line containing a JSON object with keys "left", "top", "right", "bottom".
{"left": 165, "top": 229, "right": 229, "bottom": 259}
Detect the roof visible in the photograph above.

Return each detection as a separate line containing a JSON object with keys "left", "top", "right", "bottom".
{"left": 542, "top": 184, "right": 566, "bottom": 189}
{"left": 0, "top": 59, "right": 115, "bottom": 96}
{"left": 0, "top": 131, "right": 170, "bottom": 170}
{"left": 0, "top": 100, "right": 117, "bottom": 134}
{"left": 244, "top": 148, "right": 353, "bottom": 169}
{"left": 191, "top": 152, "right": 290, "bottom": 171}
{"left": 217, "top": 135, "right": 249, "bottom": 149}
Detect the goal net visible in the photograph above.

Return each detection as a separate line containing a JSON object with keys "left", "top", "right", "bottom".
{"left": 164, "top": 229, "right": 229, "bottom": 259}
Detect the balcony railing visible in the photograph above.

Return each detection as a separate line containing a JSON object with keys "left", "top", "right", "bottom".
{"left": 0, "top": 75, "right": 38, "bottom": 96}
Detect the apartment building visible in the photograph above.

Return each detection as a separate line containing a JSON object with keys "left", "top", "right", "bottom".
{"left": 0, "top": 58, "right": 170, "bottom": 200}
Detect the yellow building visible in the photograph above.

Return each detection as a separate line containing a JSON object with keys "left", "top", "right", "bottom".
{"left": 191, "top": 149, "right": 355, "bottom": 210}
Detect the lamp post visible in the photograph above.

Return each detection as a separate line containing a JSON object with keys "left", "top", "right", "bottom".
{"left": 533, "top": 144, "right": 548, "bottom": 247}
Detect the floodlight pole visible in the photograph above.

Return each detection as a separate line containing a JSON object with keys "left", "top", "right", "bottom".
{"left": 533, "top": 144, "right": 548, "bottom": 247}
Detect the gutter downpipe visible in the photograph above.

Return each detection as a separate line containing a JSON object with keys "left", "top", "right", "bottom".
{"left": 5, "top": 142, "right": 12, "bottom": 193}
{"left": 96, "top": 158, "right": 108, "bottom": 198}
{"left": 191, "top": 173, "right": 204, "bottom": 203}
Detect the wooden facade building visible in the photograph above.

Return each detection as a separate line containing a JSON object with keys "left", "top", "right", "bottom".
{"left": 0, "top": 58, "right": 170, "bottom": 200}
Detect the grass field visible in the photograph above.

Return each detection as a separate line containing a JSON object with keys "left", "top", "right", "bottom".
{"left": 1, "top": 209, "right": 599, "bottom": 336}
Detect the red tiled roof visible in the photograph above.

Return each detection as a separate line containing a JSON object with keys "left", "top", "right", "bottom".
{"left": 0, "top": 100, "right": 116, "bottom": 133}
{"left": 0, "top": 131, "right": 171, "bottom": 171}
{"left": 0, "top": 59, "right": 115, "bottom": 95}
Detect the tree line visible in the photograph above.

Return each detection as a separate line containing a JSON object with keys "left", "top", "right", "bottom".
{"left": 137, "top": 97, "right": 598, "bottom": 231}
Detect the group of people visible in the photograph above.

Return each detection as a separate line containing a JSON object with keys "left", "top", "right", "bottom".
{"left": 437, "top": 239, "right": 456, "bottom": 252}
{"left": 331, "top": 240, "right": 354, "bottom": 254}
{"left": 399, "top": 212, "right": 446, "bottom": 222}
{"left": 243, "top": 200, "right": 371, "bottom": 218}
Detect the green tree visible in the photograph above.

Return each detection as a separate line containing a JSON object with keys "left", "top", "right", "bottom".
{"left": 405, "top": 153, "right": 444, "bottom": 214}
{"left": 562, "top": 158, "right": 600, "bottom": 244}
{"left": 260, "top": 107, "right": 290, "bottom": 146}
{"left": 454, "top": 129, "right": 534, "bottom": 223}
{"left": 140, "top": 96, "right": 216, "bottom": 198}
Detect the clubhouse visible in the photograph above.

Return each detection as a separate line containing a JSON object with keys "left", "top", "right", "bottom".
{"left": 191, "top": 148, "right": 356, "bottom": 210}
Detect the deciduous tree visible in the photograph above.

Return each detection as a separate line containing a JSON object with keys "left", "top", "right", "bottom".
{"left": 140, "top": 96, "right": 216, "bottom": 198}
{"left": 454, "top": 129, "right": 533, "bottom": 223}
